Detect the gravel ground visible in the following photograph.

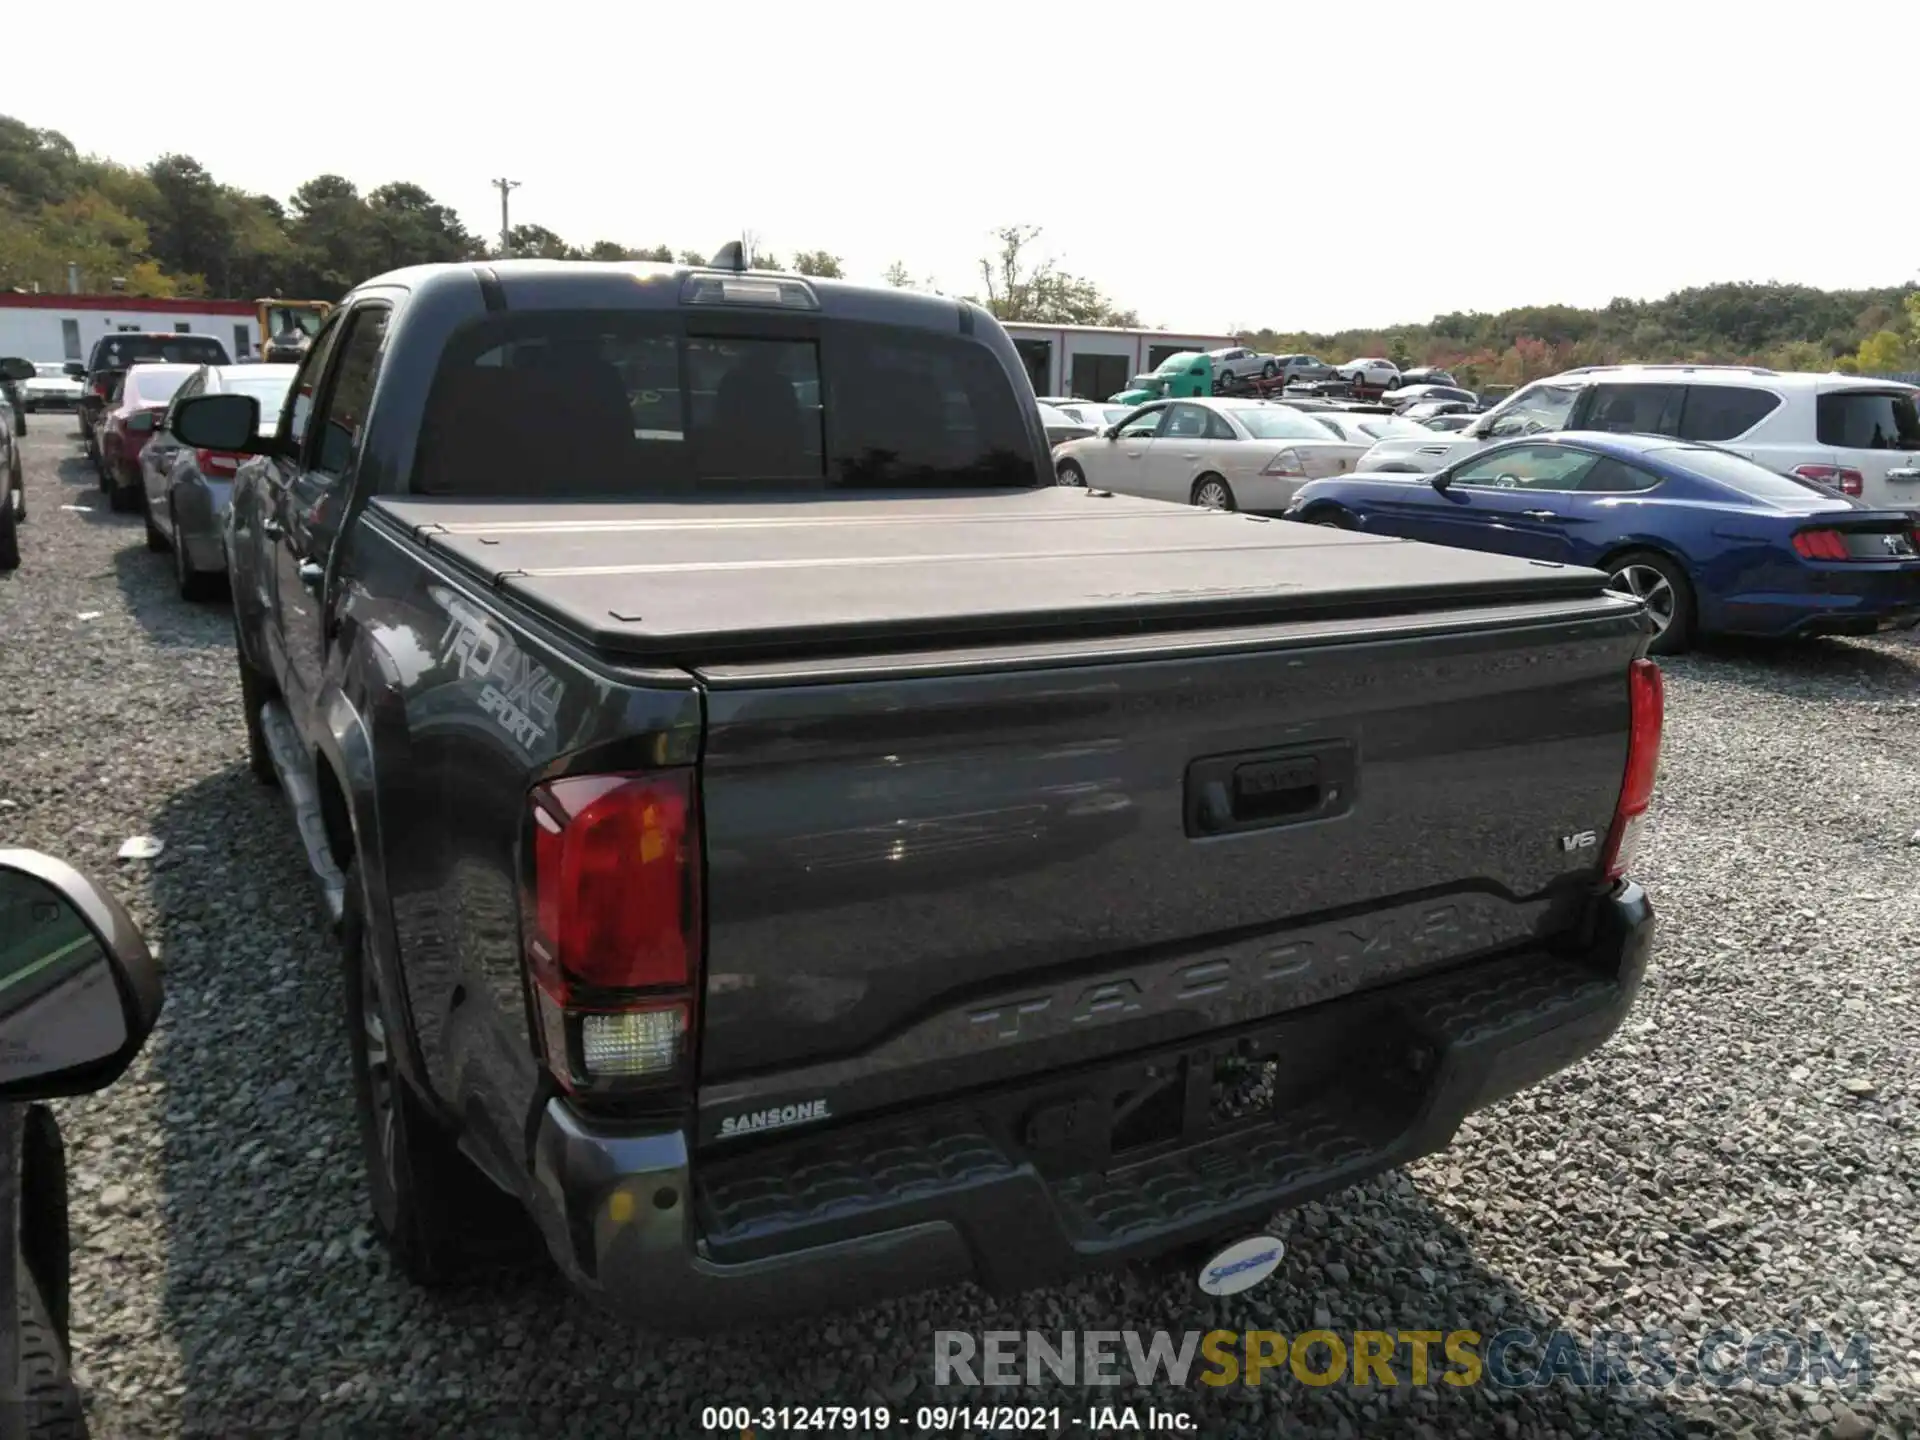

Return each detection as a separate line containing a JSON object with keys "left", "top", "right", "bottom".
{"left": 2, "top": 423, "right": 1917, "bottom": 1440}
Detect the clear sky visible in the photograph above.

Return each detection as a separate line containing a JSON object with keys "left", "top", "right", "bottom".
{"left": 9, "top": 0, "right": 1918, "bottom": 334}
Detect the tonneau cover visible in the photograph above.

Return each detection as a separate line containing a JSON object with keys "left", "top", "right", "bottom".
{"left": 375, "top": 489, "right": 1614, "bottom": 663}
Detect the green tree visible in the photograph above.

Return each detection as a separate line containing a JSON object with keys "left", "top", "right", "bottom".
{"left": 790, "top": 249, "right": 844, "bottom": 278}
{"left": 501, "top": 223, "right": 576, "bottom": 260}
{"left": 142, "top": 154, "right": 228, "bottom": 288}
{"left": 1853, "top": 330, "right": 1913, "bottom": 374}
{"left": 286, "top": 175, "right": 379, "bottom": 295}
{"left": 972, "top": 225, "right": 1137, "bottom": 326}
{"left": 366, "top": 182, "right": 478, "bottom": 270}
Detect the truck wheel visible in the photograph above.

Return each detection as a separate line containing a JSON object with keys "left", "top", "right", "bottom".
{"left": 172, "top": 503, "right": 217, "bottom": 601}
{"left": 15, "top": 1256, "right": 85, "bottom": 1439}
{"left": 1191, "top": 475, "right": 1236, "bottom": 511}
{"left": 1261, "top": 361, "right": 1277, "bottom": 378}
{"left": 12, "top": 448, "right": 25, "bottom": 523}
{"left": 1605, "top": 549, "right": 1694, "bottom": 656}
{"left": 235, "top": 632, "right": 280, "bottom": 787}
{"left": 1056, "top": 459, "right": 1086, "bottom": 487}
{"left": 0, "top": 477, "right": 19, "bottom": 571}
{"left": 340, "top": 863, "right": 535, "bottom": 1285}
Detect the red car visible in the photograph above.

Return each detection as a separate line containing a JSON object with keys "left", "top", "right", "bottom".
{"left": 97, "top": 363, "right": 199, "bottom": 513}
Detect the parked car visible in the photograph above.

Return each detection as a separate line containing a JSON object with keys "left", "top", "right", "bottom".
{"left": 1037, "top": 401, "right": 1099, "bottom": 449}
{"left": 1308, "top": 412, "right": 1439, "bottom": 447}
{"left": 1388, "top": 384, "right": 1480, "bottom": 412}
{"left": 1287, "top": 431, "right": 1920, "bottom": 653}
{"left": 96, "top": 363, "right": 201, "bottom": 513}
{"left": 19, "top": 362, "right": 84, "bottom": 413}
{"left": 1052, "top": 396, "right": 1372, "bottom": 510}
{"left": 74, "top": 332, "right": 230, "bottom": 460}
{"left": 0, "top": 848, "right": 166, "bottom": 1433}
{"left": 1354, "top": 367, "right": 1920, "bottom": 510}
{"left": 140, "top": 363, "right": 299, "bottom": 598}
{"left": 1394, "top": 366, "right": 1458, "bottom": 389}
{"left": 1051, "top": 400, "right": 1135, "bottom": 432}
{"left": 1269, "top": 354, "right": 1334, "bottom": 385}
{"left": 1333, "top": 357, "right": 1400, "bottom": 388}
{"left": 1, "top": 356, "right": 32, "bottom": 570}
{"left": 1207, "top": 346, "right": 1280, "bottom": 383}
{"left": 168, "top": 255, "right": 1659, "bottom": 1330}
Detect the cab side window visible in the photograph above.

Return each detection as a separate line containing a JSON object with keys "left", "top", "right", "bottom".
{"left": 286, "top": 315, "right": 346, "bottom": 452}
{"left": 313, "top": 307, "right": 391, "bottom": 479}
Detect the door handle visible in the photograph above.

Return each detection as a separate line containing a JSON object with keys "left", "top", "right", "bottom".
{"left": 1520, "top": 509, "right": 1558, "bottom": 521}
{"left": 261, "top": 517, "right": 283, "bottom": 539}
{"left": 298, "top": 560, "right": 323, "bottom": 594}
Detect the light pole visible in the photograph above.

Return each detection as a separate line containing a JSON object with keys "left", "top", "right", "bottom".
{"left": 491, "top": 177, "right": 521, "bottom": 256}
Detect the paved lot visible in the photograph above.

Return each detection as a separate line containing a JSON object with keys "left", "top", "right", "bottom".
{"left": 1, "top": 424, "right": 1916, "bottom": 1438}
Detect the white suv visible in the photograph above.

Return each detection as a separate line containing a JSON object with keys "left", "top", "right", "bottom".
{"left": 1356, "top": 365, "right": 1920, "bottom": 510}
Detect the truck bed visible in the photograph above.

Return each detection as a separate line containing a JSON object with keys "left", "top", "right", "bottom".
{"left": 375, "top": 489, "right": 1614, "bottom": 665}
{"left": 376, "top": 488, "right": 1647, "bottom": 1126}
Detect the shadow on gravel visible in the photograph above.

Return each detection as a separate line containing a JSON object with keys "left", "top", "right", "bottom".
{"left": 109, "top": 542, "right": 229, "bottom": 653}
{"left": 119, "top": 769, "right": 1707, "bottom": 1437}
{"left": 1675, "top": 632, "right": 1920, "bottom": 702}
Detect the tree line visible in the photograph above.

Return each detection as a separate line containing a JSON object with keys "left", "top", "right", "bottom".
{"left": 3, "top": 114, "right": 1913, "bottom": 382}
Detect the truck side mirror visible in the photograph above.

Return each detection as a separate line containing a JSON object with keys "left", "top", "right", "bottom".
{"left": 0, "top": 851, "right": 164, "bottom": 1102}
{"left": 171, "top": 393, "right": 269, "bottom": 454}
{"left": 63, "top": 362, "right": 86, "bottom": 380}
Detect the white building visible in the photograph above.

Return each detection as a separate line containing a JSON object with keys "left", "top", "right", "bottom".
{"left": 0, "top": 294, "right": 264, "bottom": 366}
{"left": 1000, "top": 322, "right": 1239, "bottom": 401}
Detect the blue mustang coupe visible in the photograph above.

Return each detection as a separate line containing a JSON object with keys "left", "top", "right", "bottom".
{"left": 1284, "top": 431, "right": 1920, "bottom": 654}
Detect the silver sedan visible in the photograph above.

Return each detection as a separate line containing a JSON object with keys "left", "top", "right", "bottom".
{"left": 140, "top": 363, "right": 297, "bottom": 600}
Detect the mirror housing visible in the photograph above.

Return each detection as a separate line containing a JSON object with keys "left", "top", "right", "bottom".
{"left": 170, "top": 393, "right": 268, "bottom": 454}
{"left": 63, "top": 361, "right": 85, "bottom": 380}
{"left": 0, "top": 356, "right": 34, "bottom": 383}
{"left": 1430, "top": 468, "right": 1455, "bottom": 493}
{"left": 0, "top": 850, "right": 164, "bottom": 1101}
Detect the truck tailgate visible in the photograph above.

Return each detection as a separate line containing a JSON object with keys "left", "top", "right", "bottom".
{"left": 694, "top": 604, "right": 1644, "bottom": 1111}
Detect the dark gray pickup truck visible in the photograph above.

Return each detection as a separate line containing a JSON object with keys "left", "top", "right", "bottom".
{"left": 170, "top": 255, "right": 1662, "bottom": 1330}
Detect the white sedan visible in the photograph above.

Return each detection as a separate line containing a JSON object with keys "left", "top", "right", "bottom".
{"left": 1305, "top": 412, "right": 1437, "bottom": 447}
{"left": 1051, "top": 398, "right": 1370, "bottom": 512}
{"left": 1332, "top": 357, "right": 1401, "bottom": 387}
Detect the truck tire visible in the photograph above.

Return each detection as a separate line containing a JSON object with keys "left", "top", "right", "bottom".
{"left": 0, "top": 475, "right": 19, "bottom": 572}
{"left": 12, "top": 448, "right": 25, "bottom": 523}
{"left": 16, "top": 1256, "right": 87, "bottom": 1439}
{"left": 234, "top": 630, "right": 279, "bottom": 787}
{"left": 1261, "top": 360, "right": 1277, "bottom": 378}
{"left": 340, "top": 863, "right": 535, "bottom": 1285}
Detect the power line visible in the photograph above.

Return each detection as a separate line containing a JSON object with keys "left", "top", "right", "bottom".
{"left": 491, "top": 178, "right": 521, "bottom": 256}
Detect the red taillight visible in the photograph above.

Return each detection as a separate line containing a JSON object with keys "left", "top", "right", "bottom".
{"left": 89, "top": 379, "right": 110, "bottom": 398}
{"left": 1793, "top": 464, "right": 1863, "bottom": 497}
{"left": 1599, "top": 659, "right": 1663, "bottom": 883}
{"left": 1792, "top": 528, "right": 1849, "bottom": 561}
{"left": 196, "top": 449, "right": 240, "bottom": 477}
{"left": 524, "top": 770, "right": 701, "bottom": 1092}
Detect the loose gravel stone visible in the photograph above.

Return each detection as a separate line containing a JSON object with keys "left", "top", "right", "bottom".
{"left": 2, "top": 427, "right": 1917, "bottom": 1437}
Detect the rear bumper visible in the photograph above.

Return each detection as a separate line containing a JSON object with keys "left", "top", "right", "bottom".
{"left": 530, "top": 884, "right": 1654, "bottom": 1332}
{"left": 1716, "top": 568, "right": 1920, "bottom": 637}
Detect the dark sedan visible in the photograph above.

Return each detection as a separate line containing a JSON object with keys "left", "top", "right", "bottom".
{"left": 1284, "top": 431, "right": 1920, "bottom": 654}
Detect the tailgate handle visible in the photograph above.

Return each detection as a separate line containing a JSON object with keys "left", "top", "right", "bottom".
{"left": 1186, "top": 742, "right": 1357, "bottom": 838}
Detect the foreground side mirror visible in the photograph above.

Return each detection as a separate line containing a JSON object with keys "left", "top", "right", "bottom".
{"left": 0, "top": 357, "right": 34, "bottom": 383}
{"left": 0, "top": 851, "right": 163, "bottom": 1101}
{"left": 171, "top": 393, "right": 267, "bottom": 454}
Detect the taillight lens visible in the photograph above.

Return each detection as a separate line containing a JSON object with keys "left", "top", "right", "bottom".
{"left": 197, "top": 449, "right": 240, "bottom": 477}
{"left": 1263, "top": 448, "right": 1307, "bottom": 477}
{"left": 1600, "top": 659, "right": 1663, "bottom": 883}
{"left": 523, "top": 770, "right": 701, "bottom": 1092}
{"left": 1793, "top": 464, "right": 1864, "bottom": 497}
{"left": 1792, "top": 528, "right": 1849, "bottom": 561}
